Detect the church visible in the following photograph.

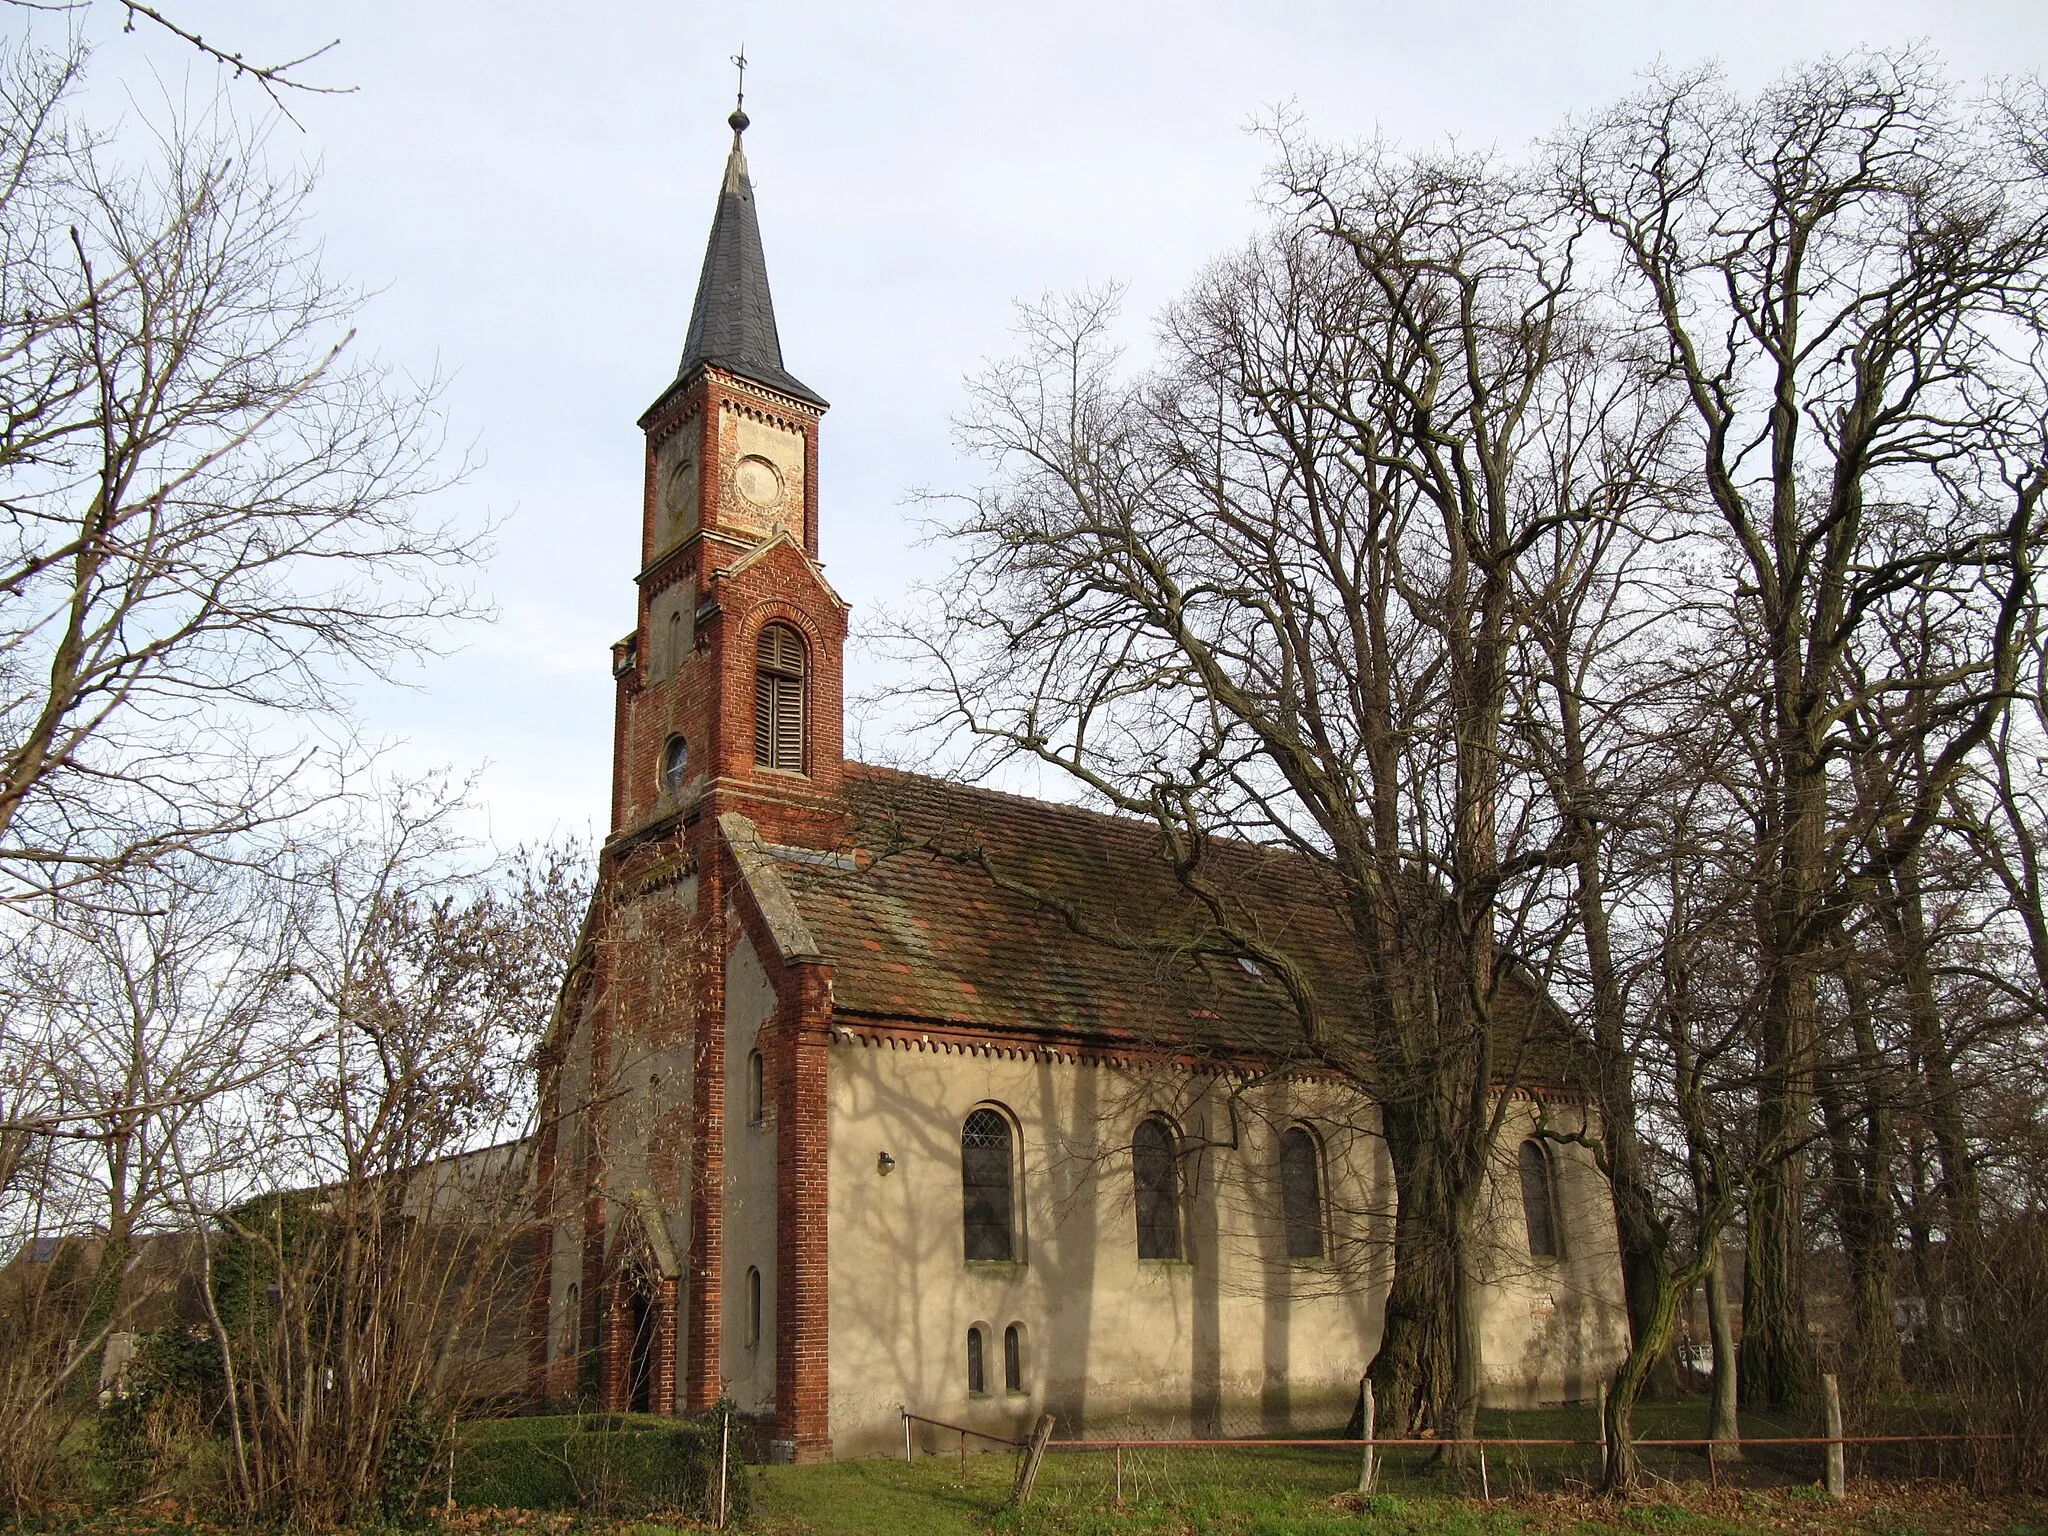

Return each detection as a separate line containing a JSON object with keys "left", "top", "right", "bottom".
{"left": 526, "top": 106, "right": 1631, "bottom": 1462}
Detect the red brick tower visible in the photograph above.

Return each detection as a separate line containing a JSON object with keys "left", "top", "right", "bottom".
{"left": 620, "top": 104, "right": 846, "bottom": 846}
{"left": 539, "top": 99, "right": 842, "bottom": 1456}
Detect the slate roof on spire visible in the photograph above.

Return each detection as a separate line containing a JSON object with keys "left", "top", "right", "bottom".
{"left": 673, "top": 130, "right": 826, "bottom": 409}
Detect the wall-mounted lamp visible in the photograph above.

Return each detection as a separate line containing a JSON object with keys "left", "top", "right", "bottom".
{"left": 877, "top": 1151, "right": 897, "bottom": 1176}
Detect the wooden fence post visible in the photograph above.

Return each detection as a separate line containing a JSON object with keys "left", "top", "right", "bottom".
{"left": 1598, "top": 1381, "right": 1609, "bottom": 1482}
{"left": 1823, "top": 1373, "right": 1846, "bottom": 1500}
{"left": 1013, "top": 1414, "right": 1056, "bottom": 1505}
{"left": 1357, "top": 1378, "right": 1377, "bottom": 1495}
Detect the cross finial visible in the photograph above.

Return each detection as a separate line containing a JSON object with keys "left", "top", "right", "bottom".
{"left": 728, "top": 46, "right": 749, "bottom": 138}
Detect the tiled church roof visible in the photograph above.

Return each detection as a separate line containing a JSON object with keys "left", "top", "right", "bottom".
{"left": 763, "top": 765, "right": 1574, "bottom": 1072}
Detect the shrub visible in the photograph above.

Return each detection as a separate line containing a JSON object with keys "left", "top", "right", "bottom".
{"left": 457, "top": 1411, "right": 751, "bottom": 1521}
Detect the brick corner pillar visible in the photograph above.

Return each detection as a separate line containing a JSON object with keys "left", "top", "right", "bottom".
{"left": 655, "top": 1274, "right": 681, "bottom": 1414}
{"left": 775, "top": 964, "right": 833, "bottom": 1460}
{"left": 684, "top": 846, "right": 728, "bottom": 1414}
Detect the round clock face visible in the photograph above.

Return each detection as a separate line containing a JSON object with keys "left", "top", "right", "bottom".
{"left": 734, "top": 455, "right": 782, "bottom": 509}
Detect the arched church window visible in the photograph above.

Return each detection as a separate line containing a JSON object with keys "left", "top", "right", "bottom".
{"left": 1133, "top": 1116, "right": 1182, "bottom": 1260}
{"left": 662, "top": 735, "right": 689, "bottom": 794}
{"left": 746, "top": 1050, "right": 764, "bottom": 1127}
{"left": 1003, "top": 1323, "right": 1023, "bottom": 1394}
{"left": 745, "top": 1265, "right": 762, "bottom": 1347}
{"left": 966, "top": 1326, "right": 986, "bottom": 1395}
{"left": 961, "top": 1108, "right": 1015, "bottom": 1261}
{"left": 754, "top": 623, "right": 807, "bottom": 774}
{"left": 1519, "top": 1138, "right": 1561, "bottom": 1259}
{"left": 1279, "top": 1126, "right": 1326, "bottom": 1259}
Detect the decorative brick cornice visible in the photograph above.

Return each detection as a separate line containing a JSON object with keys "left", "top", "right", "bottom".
{"left": 826, "top": 1016, "right": 1586, "bottom": 1103}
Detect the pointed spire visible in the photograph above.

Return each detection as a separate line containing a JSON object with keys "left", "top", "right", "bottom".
{"left": 672, "top": 79, "right": 826, "bottom": 409}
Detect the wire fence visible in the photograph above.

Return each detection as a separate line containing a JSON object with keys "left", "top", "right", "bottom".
{"left": 899, "top": 1399, "right": 2002, "bottom": 1512}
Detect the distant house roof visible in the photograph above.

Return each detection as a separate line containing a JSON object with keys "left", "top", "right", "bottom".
{"left": 753, "top": 765, "right": 1574, "bottom": 1077}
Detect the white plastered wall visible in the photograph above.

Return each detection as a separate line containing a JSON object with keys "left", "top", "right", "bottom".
{"left": 823, "top": 1041, "right": 1631, "bottom": 1456}
{"left": 721, "top": 925, "right": 780, "bottom": 1415}
{"left": 1473, "top": 1099, "right": 1632, "bottom": 1407}
{"left": 826, "top": 1041, "right": 1395, "bottom": 1456}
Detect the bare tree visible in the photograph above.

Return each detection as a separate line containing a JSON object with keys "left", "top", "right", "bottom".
{"left": 1559, "top": 48, "right": 2048, "bottom": 1409}
{"left": 889, "top": 136, "right": 1666, "bottom": 1439}
{"left": 0, "top": 853, "right": 296, "bottom": 1510}
{"left": 0, "top": 36, "right": 479, "bottom": 906}
{"left": 211, "top": 783, "right": 585, "bottom": 1523}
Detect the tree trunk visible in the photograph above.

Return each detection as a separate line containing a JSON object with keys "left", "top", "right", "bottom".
{"left": 1705, "top": 1243, "right": 1742, "bottom": 1456}
{"left": 1819, "top": 960, "right": 1900, "bottom": 1397}
{"left": 1601, "top": 1275, "right": 1682, "bottom": 1493}
{"left": 1743, "top": 796, "right": 1821, "bottom": 1411}
{"left": 1367, "top": 1099, "right": 1459, "bottom": 1437}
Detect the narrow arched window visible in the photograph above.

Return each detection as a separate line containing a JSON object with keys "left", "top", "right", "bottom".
{"left": 662, "top": 734, "right": 689, "bottom": 794}
{"left": 1003, "top": 1323, "right": 1022, "bottom": 1393}
{"left": 1519, "top": 1139, "right": 1561, "bottom": 1258}
{"left": 745, "top": 1265, "right": 762, "bottom": 1347}
{"left": 961, "top": 1109, "right": 1014, "bottom": 1261}
{"left": 746, "top": 1050, "right": 764, "bottom": 1127}
{"left": 966, "top": 1326, "right": 986, "bottom": 1395}
{"left": 1279, "top": 1126, "right": 1325, "bottom": 1259}
{"left": 754, "top": 623, "right": 806, "bottom": 773}
{"left": 564, "top": 1281, "right": 580, "bottom": 1357}
{"left": 1134, "top": 1117, "right": 1181, "bottom": 1260}
{"left": 667, "top": 609, "right": 685, "bottom": 674}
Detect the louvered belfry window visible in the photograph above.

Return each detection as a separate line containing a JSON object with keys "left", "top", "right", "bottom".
{"left": 754, "top": 623, "right": 806, "bottom": 773}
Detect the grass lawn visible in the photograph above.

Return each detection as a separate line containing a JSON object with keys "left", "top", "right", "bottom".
{"left": 748, "top": 1455, "right": 2044, "bottom": 1536}
{"left": 744, "top": 1403, "right": 2037, "bottom": 1536}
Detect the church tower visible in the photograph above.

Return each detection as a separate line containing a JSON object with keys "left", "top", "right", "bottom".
{"left": 533, "top": 98, "right": 843, "bottom": 1458}
{"left": 618, "top": 99, "right": 848, "bottom": 847}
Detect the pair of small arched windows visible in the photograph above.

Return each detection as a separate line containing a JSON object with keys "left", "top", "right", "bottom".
{"left": 966, "top": 1322, "right": 1023, "bottom": 1396}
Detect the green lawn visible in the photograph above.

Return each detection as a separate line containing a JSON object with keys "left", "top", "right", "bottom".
{"left": 743, "top": 1402, "right": 2030, "bottom": 1536}
{"left": 748, "top": 1453, "right": 2044, "bottom": 1536}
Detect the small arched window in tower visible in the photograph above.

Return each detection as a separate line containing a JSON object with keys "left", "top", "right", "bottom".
{"left": 1279, "top": 1126, "right": 1326, "bottom": 1260}
{"left": 754, "top": 623, "right": 807, "bottom": 774}
{"left": 661, "top": 734, "right": 689, "bottom": 794}
{"left": 961, "top": 1108, "right": 1015, "bottom": 1261}
{"left": 746, "top": 1050, "right": 764, "bottom": 1127}
{"left": 745, "top": 1265, "right": 762, "bottom": 1347}
{"left": 1519, "top": 1138, "right": 1562, "bottom": 1259}
{"left": 1134, "top": 1116, "right": 1182, "bottom": 1260}
{"left": 667, "top": 609, "right": 685, "bottom": 675}
{"left": 1003, "top": 1323, "right": 1023, "bottom": 1394}
{"left": 966, "top": 1325, "right": 986, "bottom": 1395}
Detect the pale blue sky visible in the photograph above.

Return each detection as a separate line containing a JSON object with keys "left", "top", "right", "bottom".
{"left": 50, "top": 0, "right": 2048, "bottom": 849}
